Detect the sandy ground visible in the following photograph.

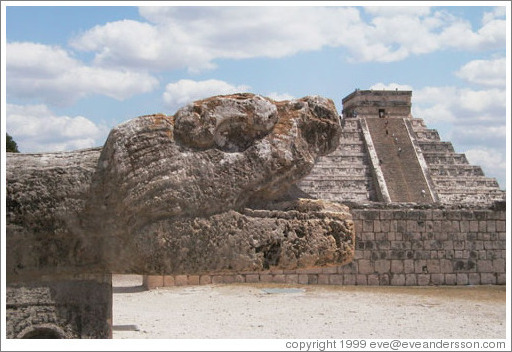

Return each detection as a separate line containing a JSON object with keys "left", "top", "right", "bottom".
{"left": 112, "top": 275, "right": 507, "bottom": 340}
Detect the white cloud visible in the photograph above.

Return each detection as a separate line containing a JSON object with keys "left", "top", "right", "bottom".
{"left": 455, "top": 57, "right": 506, "bottom": 87}
{"left": 364, "top": 6, "right": 431, "bottom": 17}
{"left": 413, "top": 86, "right": 505, "bottom": 122}
{"left": 369, "top": 82, "right": 413, "bottom": 91}
{"left": 67, "top": 6, "right": 506, "bottom": 71}
{"left": 267, "top": 92, "right": 295, "bottom": 101}
{"left": 482, "top": 6, "right": 506, "bottom": 25}
{"left": 6, "top": 104, "right": 109, "bottom": 152}
{"left": 7, "top": 42, "right": 159, "bottom": 106}
{"left": 437, "top": 15, "right": 505, "bottom": 52}
{"left": 162, "top": 79, "right": 251, "bottom": 113}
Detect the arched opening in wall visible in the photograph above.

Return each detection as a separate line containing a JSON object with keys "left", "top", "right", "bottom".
{"left": 19, "top": 325, "right": 66, "bottom": 339}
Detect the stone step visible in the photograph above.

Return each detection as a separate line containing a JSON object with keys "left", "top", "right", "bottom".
{"left": 317, "top": 155, "right": 368, "bottom": 164}
{"left": 311, "top": 192, "right": 371, "bottom": 202}
{"left": 299, "top": 178, "right": 371, "bottom": 187}
{"left": 418, "top": 141, "right": 455, "bottom": 153}
{"left": 428, "top": 165, "right": 484, "bottom": 176}
{"left": 303, "top": 170, "right": 370, "bottom": 179}
{"left": 340, "top": 131, "right": 365, "bottom": 142}
{"left": 414, "top": 130, "right": 441, "bottom": 141}
{"left": 437, "top": 193, "right": 505, "bottom": 205}
{"left": 424, "top": 154, "right": 469, "bottom": 165}
{"left": 409, "top": 118, "right": 427, "bottom": 129}
{"left": 433, "top": 179, "right": 501, "bottom": 189}
{"left": 341, "top": 118, "right": 361, "bottom": 130}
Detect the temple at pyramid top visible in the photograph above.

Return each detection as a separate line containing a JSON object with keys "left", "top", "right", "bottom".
{"left": 342, "top": 89, "right": 413, "bottom": 119}
{"left": 298, "top": 89, "right": 505, "bottom": 206}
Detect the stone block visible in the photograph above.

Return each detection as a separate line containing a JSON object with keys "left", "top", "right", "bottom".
{"left": 322, "top": 266, "right": 338, "bottom": 274}
{"left": 163, "top": 275, "right": 175, "bottom": 287}
{"left": 211, "top": 275, "right": 224, "bottom": 284}
{"left": 223, "top": 275, "right": 236, "bottom": 284}
{"left": 328, "top": 274, "right": 343, "bottom": 285}
{"left": 480, "top": 273, "right": 496, "bottom": 285}
{"left": 374, "top": 260, "right": 390, "bottom": 273}
{"left": 143, "top": 275, "right": 163, "bottom": 289}
{"left": 268, "top": 269, "right": 284, "bottom": 275}
{"left": 497, "top": 273, "right": 506, "bottom": 285}
{"left": 356, "top": 275, "right": 367, "bottom": 285}
{"left": 373, "top": 220, "right": 382, "bottom": 233}
{"left": 298, "top": 274, "right": 309, "bottom": 285}
{"left": 459, "top": 220, "right": 470, "bottom": 233}
{"left": 199, "top": 275, "right": 212, "bottom": 285}
{"left": 487, "top": 220, "right": 496, "bottom": 233}
{"left": 296, "top": 268, "right": 322, "bottom": 274}
{"left": 493, "top": 258, "right": 506, "bottom": 272}
{"left": 414, "top": 260, "right": 427, "bottom": 274}
{"left": 354, "top": 250, "right": 365, "bottom": 260}
{"left": 367, "top": 274, "right": 379, "bottom": 285}
{"left": 343, "top": 274, "right": 356, "bottom": 285}
{"left": 188, "top": 275, "right": 200, "bottom": 285}
{"left": 445, "top": 274, "right": 457, "bottom": 285}
{"left": 426, "top": 259, "right": 440, "bottom": 274}
{"left": 363, "top": 220, "right": 374, "bottom": 232}
{"left": 456, "top": 273, "right": 468, "bottom": 285}
{"left": 234, "top": 275, "right": 245, "bottom": 283}
{"left": 308, "top": 274, "right": 318, "bottom": 285}
{"left": 404, "top": 259, "right": 415, "bottom": 273}
{"left": 440, "top": 259, "right": 452, "bottom": 273}
{"left": 483, "top": 241, "right": 494, "bottom": 250}
{"left": 390, "top": 260, "right": 404, "bottom": 273}
{"left": 285, "top": 274, "right": 299, "bottom": 284}
{"left": 417, "top": 274, "right": 430, "bottom": 286}
{"left": 245, "top": 274, "right": 260, "bottom": 283}
{"left": 430, "top": 274, "right": 444, "bottom": 285}
{"left": 379, "top": 210, "right": 394, "bottom": 220}
{"left": 339, "top": 262, "right": 357, "bottom": 273}
{"left": 358, "top": 259, "right": 373, "bottom": 274}
{"left": 270, "top": 274, "right": 285, "bottom": 283}
{"left": 468, "top": 273, "right": 480, "bottom": 285}
{"left": 379, "top": 274, "right": 390, "bottom": 286}
{"left": 405, "top": 274, "right": 417, "bottom": 286}
{"left": 469, "top": 221, "right": 479, "bottom": 232}
{"left": 375, "top": 232, "right": 387, "bottom": 241}
{"left": 175, "top": 275, "right": 188, "bottom": 286}
{"left": 496, "top": 220, "right": 506, "bottom": 232}
{"left": 446, "top": 211, "right": 461, "bottom": 220}
{"left": 361, "top": 232, "right": 375, "bottom": 241}
{"left": 406, "top": 220, "right": 418, "bottom": 232}
{"left": 478, "top": 221, "right": 487, "bottom": 232}
{"left": 380, "top": 221, "right": 391, "bottom": 232}
{"left": 390, "top": 220, "right": 398, "bottom": 232}
{"left": 477, "top": 260, "right": 493, "bottom": 272}
{"left": 317, "top": 274, "right": 329, "bottom": 285}
{"left": 390, "top": 274, "right": 406, "bottom": 286}
{"left": 453, "top": 240, "right": 465, "bottom": 250}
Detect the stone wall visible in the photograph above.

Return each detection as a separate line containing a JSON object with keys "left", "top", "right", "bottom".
{"left": 144, "top": 204, "right": 506, "bottom": 288}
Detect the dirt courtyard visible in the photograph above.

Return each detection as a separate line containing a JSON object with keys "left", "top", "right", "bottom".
{"left": 112, "top": 275, "right": 507, "bottom": 340}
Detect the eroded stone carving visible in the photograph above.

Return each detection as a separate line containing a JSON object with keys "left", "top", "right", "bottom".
{"left": 7, "top": 93, "right": 354, "bottom": 279}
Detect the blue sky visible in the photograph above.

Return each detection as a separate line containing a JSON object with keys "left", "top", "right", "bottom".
{"left": 2, "top": 1, "right": 509, "bottom": 189}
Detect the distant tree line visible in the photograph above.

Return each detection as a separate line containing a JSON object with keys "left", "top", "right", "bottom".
{"left": 6, "top": 133, "right": 19, "bottom": 153}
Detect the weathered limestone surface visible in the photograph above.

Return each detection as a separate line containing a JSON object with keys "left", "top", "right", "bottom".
{"left": 7, "top": 93, "right": 354, "bottom": 279}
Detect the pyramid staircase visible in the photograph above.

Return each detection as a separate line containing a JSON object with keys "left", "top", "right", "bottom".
{"left": 297, "top": 118, "right": 376, "bottom": 202}
{"left": 363, "top": 117, "right": 434, "bottom": 203}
